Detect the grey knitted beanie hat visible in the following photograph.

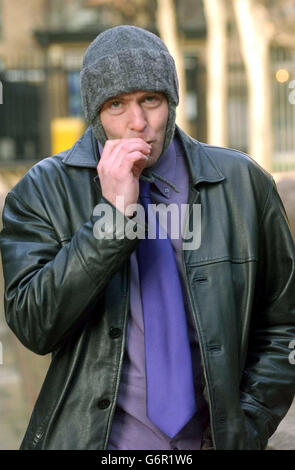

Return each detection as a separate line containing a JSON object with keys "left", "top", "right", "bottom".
{"left": 80, "top": 25, "right": 179, "bottom": 157}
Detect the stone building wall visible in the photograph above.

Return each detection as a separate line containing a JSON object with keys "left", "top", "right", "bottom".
{"left": 0, "top": 0, "right": 46, "bottom": 65}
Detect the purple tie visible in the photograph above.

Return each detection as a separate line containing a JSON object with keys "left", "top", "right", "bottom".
{"left": 136, "top": 180, "right": 196, "bottom": 438}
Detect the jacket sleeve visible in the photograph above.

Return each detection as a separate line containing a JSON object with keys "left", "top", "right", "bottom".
{"left": 0, "top": 190, "right": 143, "bottom": 355}
{"left": 240, "top": 178, "right": 295, "bottom": 448}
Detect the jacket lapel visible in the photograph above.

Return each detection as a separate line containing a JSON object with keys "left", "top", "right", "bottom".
{"left": 62, "top": 126, "right": 99, "bottom": 168}
{"left": 175, "top": 126, "right": 225, "bottom": 187}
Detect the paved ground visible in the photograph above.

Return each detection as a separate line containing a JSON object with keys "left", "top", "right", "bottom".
{"left": 267, "top": 400, "right": 295, "bottom": 450}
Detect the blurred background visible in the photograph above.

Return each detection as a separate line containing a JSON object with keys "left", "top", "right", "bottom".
{"left": 0, "top": 0, "right": 295, "bottom": 449}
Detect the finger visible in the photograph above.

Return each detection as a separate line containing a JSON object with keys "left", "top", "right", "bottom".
{"left": 116, "top": 151, "right": 149, "bottom": 176}
{"left": 98, "top": 139, "right": 121, "bottom": 164}
{"left": 101, "top": 138, "right": 151, "bottom": 164}
{"left": 99, "top": 150, "right": 148, "bottom": 180}
{"left": 99, "top": 140, "right": 151, "bottom": 175}
{"left": 132, "top": 159, "right": 149, "bottom": 178}
{"left": 103, "top": 152, "right": 148, "bottom": 181}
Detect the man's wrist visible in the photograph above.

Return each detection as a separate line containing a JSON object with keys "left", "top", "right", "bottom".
{"left": 93, "top": 196, "right": 145, "bottom": 240}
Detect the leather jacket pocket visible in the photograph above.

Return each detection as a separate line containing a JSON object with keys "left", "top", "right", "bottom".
{"left": 200, "top": 424, "right": 214, "bottom": 450}
{"left": 244, "top": 415, "right": 263, "bottom": 450}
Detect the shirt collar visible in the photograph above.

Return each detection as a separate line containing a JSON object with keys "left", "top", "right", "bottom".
{"left": 62, "top": 125, "right": 225, "bottom": 189}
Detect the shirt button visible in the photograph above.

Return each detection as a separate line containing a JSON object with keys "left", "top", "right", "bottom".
{"left": 164, "top": 187, "right": 170, "bottom": 194}
{"left": 98, "top": 399, "right": 110, "bottom": 409}
{"left": 109, "top": 327, "right": 122, "bottom": 339}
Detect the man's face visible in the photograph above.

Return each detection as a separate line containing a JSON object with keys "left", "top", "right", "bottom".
{"left": 99, "top": 90, "right": 169, "bottom": 167}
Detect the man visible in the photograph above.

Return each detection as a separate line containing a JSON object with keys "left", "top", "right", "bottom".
{"left": 0, "top": 25, "right": 295, "bottom": 450}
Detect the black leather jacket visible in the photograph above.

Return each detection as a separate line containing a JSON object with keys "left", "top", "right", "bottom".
{"left": 0, "top": 126, "right": 295, "bottom": 450}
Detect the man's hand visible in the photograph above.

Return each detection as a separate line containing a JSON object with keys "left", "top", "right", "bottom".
{"left": 97, "top": 138, "right": 152, "bottom": 216}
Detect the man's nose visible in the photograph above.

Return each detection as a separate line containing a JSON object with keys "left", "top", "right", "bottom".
{"left": 127, "top": 103, "right": 148, "bottom": 132}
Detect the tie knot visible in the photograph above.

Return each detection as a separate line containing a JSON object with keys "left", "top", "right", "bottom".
{"left": 139, "top": 180, "right": 151, "bottom": 200}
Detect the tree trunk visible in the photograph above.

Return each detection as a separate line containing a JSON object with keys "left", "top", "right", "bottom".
{"left": 156, "top": 0, "right": 189, "bottom": 133}
{"left": 203, "top": 0, "right": 228, "bottom": 147}
{"left": 233, "top": 0, "right": 273, "bottom": 171}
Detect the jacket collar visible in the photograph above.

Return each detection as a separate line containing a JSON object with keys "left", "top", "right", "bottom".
{"left": 175, "top": 126, "right": 225, "bottom": 186}
{"left": 62, "top": 125, "right": 225, "bottom": 187}
{"left": 62, "top": 126, "right": 99, "bottom": 169}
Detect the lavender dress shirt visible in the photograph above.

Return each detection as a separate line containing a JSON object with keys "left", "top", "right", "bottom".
{"left": 98, "top": 135, "right": 210, "bottom": 450}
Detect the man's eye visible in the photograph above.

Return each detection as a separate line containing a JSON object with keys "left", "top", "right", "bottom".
{"left": 110, "top": 101, "right": 122, "bottom": 108}
{"left": 143, "top": 96, "right": 162, "bottom": 107}
{"left": 145, "top": 96, "right": 157, "bottom": 102}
